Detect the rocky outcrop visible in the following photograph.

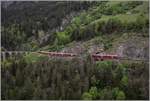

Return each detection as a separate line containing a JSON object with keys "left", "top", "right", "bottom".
{"left": 39, "top": 12, "right": 80, "bottom": 46}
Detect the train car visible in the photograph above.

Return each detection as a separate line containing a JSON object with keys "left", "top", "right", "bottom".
{"left": 91, "top": 53, "right": 119, "bottom": 61}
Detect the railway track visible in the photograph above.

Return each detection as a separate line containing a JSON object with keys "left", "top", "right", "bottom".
{"left": 1, "top": 51, "right": 149, "bottom": 62}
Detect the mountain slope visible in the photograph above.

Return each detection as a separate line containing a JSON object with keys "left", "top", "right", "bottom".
{"left": 1, "top": 1, "right": 149, "bottom": 100}
{"left": 1, "top": 1, "right": 97, "bottom": 50}
{"left": 38, "top": 1, "right": 149, "bottom": 60}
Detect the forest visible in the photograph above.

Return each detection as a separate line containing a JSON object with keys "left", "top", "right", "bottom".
{"left": 1, "top": 1, "right": 149, "bottom": 100}
{"left": 1, "top": 55, "right": 149, "bottom": 100}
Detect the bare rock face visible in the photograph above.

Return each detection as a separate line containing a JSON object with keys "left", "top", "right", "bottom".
{"left": 61, "top": 42, "right": 86, "bottom": 54}
{"left": 39, "top": 12, "right": 80, "bottom": 46}
{"left": 116, "top": 35, "right": 149, "bottom": 60}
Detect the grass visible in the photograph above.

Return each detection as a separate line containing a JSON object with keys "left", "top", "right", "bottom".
{"left": 106, "top": 1, "right": 123, "bottom": 6}
{"left": 131, "top": 2, "right": 149, "bottom": 13}
{"left": 23, "top": 52, "right": 49, "bottom": 63}
{"left": 91, "top": 13, "right": 140, "bottom": 25}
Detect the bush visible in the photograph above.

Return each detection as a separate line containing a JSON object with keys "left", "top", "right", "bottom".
{"left": 103, "top": 18, "right": 122, "bottom": 34}
{"left": 95, "top": 18, "right": 122, "bottom": 34}
{"left": 82, "top": 24, "right": 96, "bottom": 40}
{"left": 125, "top": 14, "right": 149, "bottom": 33}
{"left": 116, "top": 91, "right": 126, "bottom": 100}
{"left": 99, "top": 87, "right": 113, "bottom": 99}
{"left": 56, "top": 31, "right": 70, "bottom": 45}
{"left": 112, "top": 87, "right": 126, "bottom": 100}
{"left": 135, "top": 14, "right": 149, "bottom": 32}
{"left": 112, "top": 87, "right": 120, "bottom": 99}
{"left": 89, "top": 87, "right": 99, "bottom": 99}
{"left": 96, "top": 61, "right": 113, "bottom": 70}
{"left": 104, "top": 5, "right": 126, "bottom": 15}
{"left": 70, "top": 24, "right": 96, "bottom": 41}
{"left": 98, "top": 87, "right": 126, "bottom": 100}
{"left": 82, "top": 92, "right": 92, "bottom": 100}
{"left": 120, "top": 75, "right": 128, "bottom": 87}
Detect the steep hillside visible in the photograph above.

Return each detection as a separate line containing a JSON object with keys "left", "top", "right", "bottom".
{"left": 38, "top": 1, "right": 149, "bottom": 60}
{"left": 1, "top": 1, "right": 97, "bottom": 50}
{"left": 1, "top": 1, "right": 149, "bottom": 100}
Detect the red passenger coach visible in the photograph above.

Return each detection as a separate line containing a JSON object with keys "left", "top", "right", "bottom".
{"left": 48, "top": 52, "right": 76, "bottom": 57}
{"left": 38, "top": 51, "right": 77, "bottom": 57}
{"left": 92, "top": 54, "right": 119, "bottom": 61}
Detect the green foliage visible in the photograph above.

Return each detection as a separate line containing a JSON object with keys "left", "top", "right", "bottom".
{"left": 2, "top": 1, "right": 95, "bottom": 50}
{"left": 98, "top": 87, "right": 113, "bottom": 99}
{"left": 112, "top": 87, "right": 126, "bottom": 100}
{"left": 2, "top": 1, "right": 149, "bottom": 50}
{"left": 103, "top": 18, "right": 122, "bottom": 34}
{"left": 24, "top": 53, "right": 49, "bottom": 63}
{"left": 135, "top": 14, "right": 149, "bottom": 32}
{"left": 1, "top": 24, "right": 26, "bottom": 50}
{"left": 89, "top": 87, "right": 99, "bottom": 99}
{"left": 91, "top": 75, "right": 97, "bottom": 86}
{"left": 1, "top": 59, "right": 13, "bottom": 69}
{"left": 112, "top": 87, "right": 120, "bottom": 99}
{"left": 96, "top": 61, "right": 113, "bottom": 69}
{"left": 1, "top": 1, "right": 149, "bottom": 100}
{"left": 104, "top": 4, "right": 126, "bottom": 15}
{"left": 82, "top": 92, "right": 92, "bottom": 100}
{"left": 56, "top": 31, "right": 70, "bottom": 45}
{"left": 116, "top": 91, "right": 126, "bottom": 100}
{"left": 82, "top": 86, "right": 99, "bottom": 100}
{"left": 104, "top": 1, "right": 143, "bottom": 15}
{"left": 113, "top": 63, "right": 125, "bottom": 84}
{"left": 68, "top": 10, "right": 148, "bottom": 45}
{"left": 121, "top": 75, "right": 128, "bottom": 87}
{"left": 21, "top": 77, "right": 34, "bottom": 99}
{"left": 1, "top": 56, "right": 149, "bottom": 100}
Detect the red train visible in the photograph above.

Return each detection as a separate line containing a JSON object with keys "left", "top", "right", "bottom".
{"left": 91, "top": 54, "right": 119, "bottom": 61}
{"left": 38, "top": 51, "right": 119, "bottom": 61}
{"left": 38, "top": 51, "right": 77, "bottom": 57}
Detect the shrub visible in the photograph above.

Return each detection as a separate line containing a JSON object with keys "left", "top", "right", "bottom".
{"left": 96, "top": 61, "right": 113, "bottom": 70}
{"left": 56, "top": 31, "right": 70, "bottom": 45}
{"left": 127, "top": 1, "right": 143, "bottom": 9}
{"left": 95, "top": 18, "right": 123, "bottom": 34}
{"left": 103, "top": 18, "right": 122, "bottom": 34}
{"left": 84, "top": 15, "right": 93, "bottom": 25}
{"left": 135, "top": 14, "right": 149, "bottom": 32}
{"left": 99, "top": 87, "right": 125, "bottom": 100}
{"left": 114, "top": 63, "right": 125, "bottom": 82}
{"left": 82, "top": 24, "right": 96, "bottom": 40}
{"left": 81, "top": 92, "right": 92, "bottom": 100}
{"left": 91, "top": 75, "right": 97, "bottom": 86}
{"left": 104, "top": 5, "right": 126, "bottom": 15}
{"left": 72, "top": 17, "right": 81, "bottom": 27}
{"left": 89, "top": 87, "right": 99, "bottom": 99}
{"left": 95, "top": 20, "right": 105, "bottom": 33}
{"left": 112, "top": 87, "right": 120, "bottom": 99}
{"left": 99, "top": 87, "right": 113, "bottom": 99}
{"left": 125, "top": 14, "right": 149, "bottom": 33}
{"left": 120, "top": 75, "right": 128, "bottom": 87}
{"left": 104, "top": 42, "right": 112, "bottom": 50}
{"left": 70, "top": 28, "right": 81, "bottom": 41}
{"left": 116, "top": 91, "right": 126, "bottom": 100}
{"left": 70, "top": 24, "right": 96, "bottom": 41}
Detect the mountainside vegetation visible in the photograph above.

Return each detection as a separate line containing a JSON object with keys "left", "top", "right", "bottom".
{"left": 1, "top": 1, "right": 149, "bottom": 100}
{"left": 2, "top": 1, "right": 149, "bottom": 51}
{"left": 1, "top": 56, "right": 149, "bottom": 100}
{"left": 2, "top": 1, "right": 97, "bottom": 50}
